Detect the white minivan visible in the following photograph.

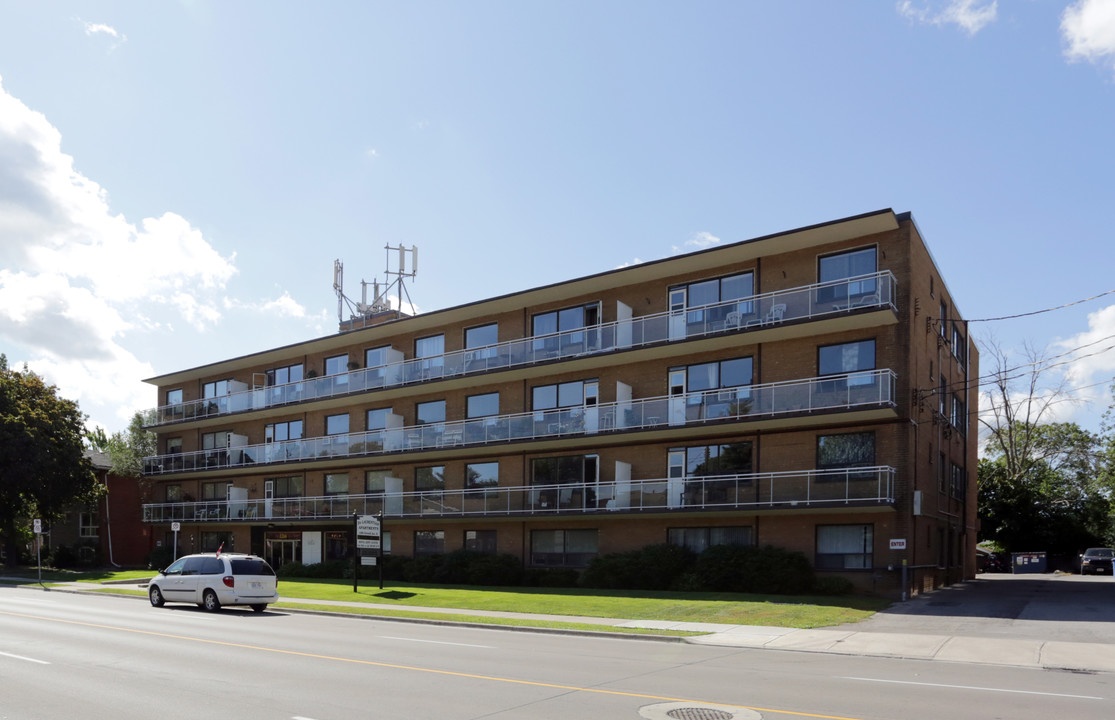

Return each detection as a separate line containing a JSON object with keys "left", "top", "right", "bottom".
{"left": 149, "top": 552, "right": 279, "bottom": 612}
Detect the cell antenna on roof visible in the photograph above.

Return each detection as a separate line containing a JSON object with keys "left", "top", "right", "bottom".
{"left": 333, "top": 245, "right": 419, "bottom": 324}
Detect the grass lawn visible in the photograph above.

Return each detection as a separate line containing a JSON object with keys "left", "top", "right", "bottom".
{"left": 4, "top": 569, "right": 890, "bottom": 629}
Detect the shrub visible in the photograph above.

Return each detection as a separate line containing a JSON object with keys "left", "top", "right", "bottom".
{"left": 690, "top": 544, "right": 815, "bottom": 595}
{"left": 522, "top": 567, "right": 580, "bottom": 588}
{"left": 581, "top": 544, "right": 696, "bottom": 590}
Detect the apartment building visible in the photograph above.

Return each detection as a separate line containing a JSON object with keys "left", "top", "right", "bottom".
{"left": 140, "top": 209, "right": 978, "bottom": 596}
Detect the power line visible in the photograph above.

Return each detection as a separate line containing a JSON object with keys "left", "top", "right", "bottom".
{"left": 962, "top": 288, "right": 1115, "bottom": 324}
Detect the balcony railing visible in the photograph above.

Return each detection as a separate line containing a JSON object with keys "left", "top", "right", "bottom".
{"left": 142, "top": 369, "right": 896, "bottom": 475}
{"left": 141, "top": 466, "right": 896, "bottom": 523}
{"left": 149, "top": 272, "right": 897, "bottom": 426}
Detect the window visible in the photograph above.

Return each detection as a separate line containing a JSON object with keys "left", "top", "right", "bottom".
{"left": 951, "top": 396, "right": 966, "bottom": 434}
{"left": 79, "top": 511, "right": 98, "bottom": 538}
{"left": 816, "top": 524, "right": 873, "bottom": 570}
{"left": 467, "top": 392, "right": 499, "bottom": 418}
{"left": 265, "top": 419, "right": 303, "bottom": 443}
{"left": 266, "top": 363, "right": 303, "bottom": 386}
{"left": 416, "top": 466, "right": 445, "bottom": 492}
{"left": 818, "top": 340, "right": 875, "bottom": 376}
{"left": 531, "top": 455, "right": 598, "bottom": 485}
{"left": 532, "top": 380, "right": 591, "bottom": 410}
{"left": 167, "top": 438, "right": 182, "bottom": 454}
{"left": 325, "top": 413, "right": 349, "bottom": 435}
{"left": 200, "top": 532, "right": 233, "bottom": 553}
{"left": 668, "top": 526, "right": 752, "bottom": 554}
{"left": 530, "top": 529, "right": 598, "bottom": 567}
{"left": 365, "top": 346, "right": 390, "bottom": 368}
{"left": 952, "top": 325, "right": 966, "bottom": 367}
{"left": 203, "top": 380, "right": 230, "bottom": 398}
{"left": 531, "top": 304, "right": 601, "bottom": 356}
{"left": 416, "top": 400, "right": 445, "bottom": 425}
{"left": 414, "top": 530, "right": 445, "bottom": 556}
{"left": 415, "top": 335, "right": 445, "bottom": 358}
{"left": 670, "top": 272, "right": 754, "bottom": 328}
{"left": 950, "top": 463, "right": 965, "bottom": 499}
{"left": 201, "top": 482, "right": 228, "bottom": 500}
{"left": 202, "top": 430, "right": 230, "bottom": 451}
{"left": 466, "top": 462, "right": 499, "bottom": 490}
{"left": 816, "top": 432, "right": 875, "bottom": 480}
{"left": 166, "top": 484, "right": 181, "bottom": 502}
{"left": 270, "top": 476, "right": 303, "bottom": 498}
{"left": 324, "top": 354, "right": 349, "bottom": 377}
{"left": 166, "top": 389, "right": 183, "bottom": 405}
{"left": 324, "top": 473, "right": 349, "bottom": 495}
{"left": 675, "top": 358, "right": 752, "bottom": 419}
{"left": 366, "top": 408, "right": 389, "bottom": 430}
{"left": 940, "top": 301, "right": 948, "bottom": 338}
{"left": 366, "top": 470, "right": 390, "bottom": 494}
{"left": 465, "top": 530, "right": 498, "bottom": 554}
{"left": 676, "top": 443, "right": 753, "bottom": 477}
{"left": 465, "top": 323, "right": 498, "bottom": 349}
{"left": 938, "top": 451, "right": 947, "bottom": 493}
{"left": 818, "top": 247, "right": 877, "bottom": 303}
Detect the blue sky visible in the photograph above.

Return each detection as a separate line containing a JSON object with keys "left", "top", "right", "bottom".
{"left": 1, "top": 1, "right": 1114, "bottom": 436}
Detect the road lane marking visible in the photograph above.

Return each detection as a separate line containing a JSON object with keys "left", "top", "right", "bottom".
{"left": 841, "top": 677, "right": 1103, "bottom": 700}
{"left": 377, "top": 635, "right": 494, "bottom": 648}
{"left": 0, "top": 650, "right": 50, "bottom": 665}
{"left": 0, "top": 608, "right": 868, "bottom": 720}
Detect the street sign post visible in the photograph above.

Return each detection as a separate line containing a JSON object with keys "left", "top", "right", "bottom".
{"left": 171, "top": 522, "right": 181, "bottom": 561}
{"left": 33, "top": 519, "right": 42, "bottom": 586}
{"left": 353, "top": 512, "right": 385, "bottom": 590}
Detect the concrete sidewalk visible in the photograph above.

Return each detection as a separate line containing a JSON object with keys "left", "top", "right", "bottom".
{"left": 7, "top": 577, "right": 1115, "bottom": 674}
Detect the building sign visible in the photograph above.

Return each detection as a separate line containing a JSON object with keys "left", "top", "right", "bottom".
{"left": 889, "top": 538, "right": 906, "bottom": 550}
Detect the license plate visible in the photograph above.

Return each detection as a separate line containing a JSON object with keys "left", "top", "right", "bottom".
{"left": 251, "top": 581, "right": 263, "bottom": 588}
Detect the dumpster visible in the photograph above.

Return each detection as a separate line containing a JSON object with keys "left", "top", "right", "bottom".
{"left": 1011, "top": 552, "right": 1047, "bottom": 573}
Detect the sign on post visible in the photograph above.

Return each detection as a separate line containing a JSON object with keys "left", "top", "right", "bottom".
{"left": 356, "top": 515, "right": 381, "bottom": 537}
{"left": 356, "top": 538, "right": 380, "bottom": 550}
{"left": 33, "top": 519, "right": 41, "bottom": 534}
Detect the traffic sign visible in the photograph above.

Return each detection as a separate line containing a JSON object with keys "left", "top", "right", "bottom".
{"left": 33, "top": 519, "right": 41, "bottom": 534}
{"left": 356, "top": 538, "right": 380, "bottom": 550}
{"left": 171, "top": 521, "right": 181, "bottom": 532}
{"left": 356, "top": 515, "right": 381, "bottom": 537}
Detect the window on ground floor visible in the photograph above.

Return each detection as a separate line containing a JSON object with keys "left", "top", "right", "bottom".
{"left": 200, "top": 531, "right": 234, "bottom": 553}
{"left": 816, "top": 524, "right": 873, "bottom": 570}
{"left": 530, "top": 529, "right": 598, "bottom": 568}
{"left": 464, "top": 530, "right": 498, "bottom": 554}
{"left": 414, "top": 530, "right": 445, "bottom": 557}
{"left": 667, "top": 526, "right": 753, "bottom": 554}
{"left": 78, "top": 511, "right": 99, "bottom": 538}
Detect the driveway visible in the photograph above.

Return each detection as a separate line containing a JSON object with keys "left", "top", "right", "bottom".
{"left": 837, "top": 573, "right": 1115, "bottom": 643}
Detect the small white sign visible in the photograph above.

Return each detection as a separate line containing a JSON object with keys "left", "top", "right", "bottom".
{"left": 356, "top": 538, "right": 380, "bottom": 550}
{"left": 356, "top": 515, "right": 381, "bottom": 537}
{"left": 33, "top": 519, "right": 41, "bottom": 534}
{"left": 890, "top": 538, "right": 907, "bottom": 550}
{"left": 360, "top": 556, "right": 377, "bottom": 566}
{"left": 171, "top": 522, "right": 181, "bottom": 532}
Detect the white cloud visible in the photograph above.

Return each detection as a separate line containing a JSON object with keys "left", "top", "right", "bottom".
{"left": 78, "top": 19, "right": 127, "bottom": 50}
{"left": 0, "top": 75, "right": 241, "bottom": 430}
{"left": 898, "top": 0, "right": 998, "bottom": 35}
{"left": 671, "top": 231, "right": 722, "bottom": 255}
{"left": 1062, "top": 0, "right": 1115, "bottom": 71}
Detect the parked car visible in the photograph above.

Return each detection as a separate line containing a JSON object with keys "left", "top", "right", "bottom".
{"left": 148, "top": 552, "right": 278, "bottom": 612}
{"left": 1079, "top": 547, "right": 1115, "bottom": 575}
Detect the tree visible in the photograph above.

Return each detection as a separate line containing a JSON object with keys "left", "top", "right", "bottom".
{"left": 977, "top": 342, "right": 1114, "bottom": 554}
{"left": 0, "top": 355, "right": 101, "bottom": 565}
{"left": 104, "top": 410, "right": 157, "bottom": 478}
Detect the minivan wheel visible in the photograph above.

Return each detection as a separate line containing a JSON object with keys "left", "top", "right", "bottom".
{"left": 149, "top": 586, "right": 165, "bottom": 607}
{"left": 202, "top": 589, "right": 222, "bottom": 612}
{"left": 251, "top": 604, "right": 267, "bottom": 613}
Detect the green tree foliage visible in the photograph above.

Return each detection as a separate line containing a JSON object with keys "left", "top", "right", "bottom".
{"left": 104, "top": 410, "right": 157, "bottom": 478}
{"left": 0, "top": 355, "right": 101, "bottom": 565}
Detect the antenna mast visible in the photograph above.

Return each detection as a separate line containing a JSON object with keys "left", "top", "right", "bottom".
{"left": 333, "top": 245, "right": 419, "bottom": 325}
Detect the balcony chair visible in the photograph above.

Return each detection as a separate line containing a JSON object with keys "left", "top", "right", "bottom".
{"left": 746, "top": 303, "right": 786, "bottom": 328}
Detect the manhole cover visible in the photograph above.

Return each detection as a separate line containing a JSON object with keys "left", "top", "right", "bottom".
{"left": 667, "top": 709, "right": 735, "bottom": 720}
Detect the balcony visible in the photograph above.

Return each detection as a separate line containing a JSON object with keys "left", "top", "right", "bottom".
{"left": 142, "top": 369, "right": 897, "bottom": 476}
{"left": 141, "top": 466, "right": 896, "bottom": 523}
{"left": 148, "top": 272, "right": 897, "bottom": 426}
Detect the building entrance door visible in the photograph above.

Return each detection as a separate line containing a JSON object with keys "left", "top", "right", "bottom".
{"left": 264, "top": 535, "right": 301, "bottom": 570}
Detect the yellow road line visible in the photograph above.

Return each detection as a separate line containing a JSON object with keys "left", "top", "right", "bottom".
{"left": 0, "top": 609, "right": 866, "bottom": 720}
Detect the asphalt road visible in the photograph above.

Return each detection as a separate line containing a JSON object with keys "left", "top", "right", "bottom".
{"left": 838, "top": 573, "right": 1115, "bottom": 643}
{"left": 2, "top": 585, "right": 1113, "bottom": 720}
